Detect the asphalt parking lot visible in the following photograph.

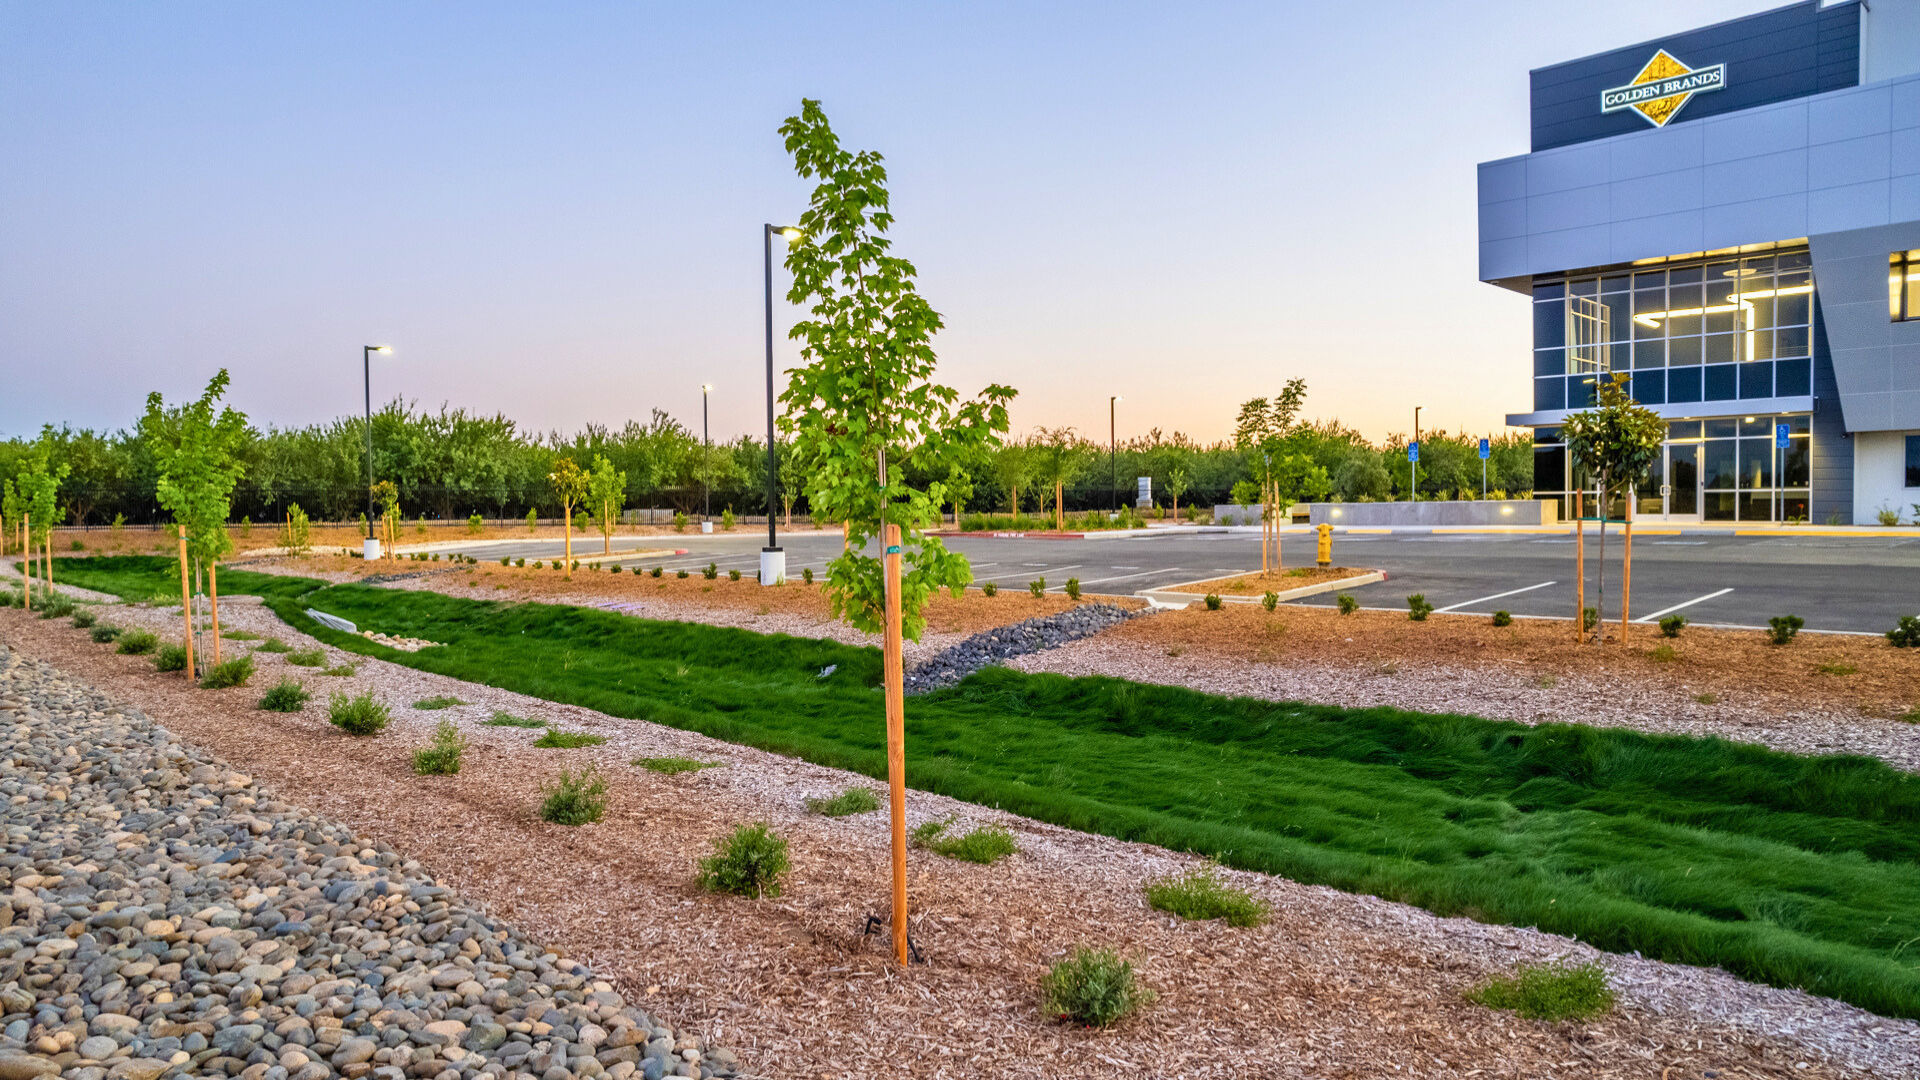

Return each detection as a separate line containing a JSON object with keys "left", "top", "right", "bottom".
{"left": 419, "top": 526, "right": 1920, "bottom": 636}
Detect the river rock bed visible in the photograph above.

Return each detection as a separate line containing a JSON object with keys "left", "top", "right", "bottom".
{"left": 903, "top": 602, "right": 1149, "bottom": 693}
{"left": 0, "top": 645, "right": 740, "bottom": 1080}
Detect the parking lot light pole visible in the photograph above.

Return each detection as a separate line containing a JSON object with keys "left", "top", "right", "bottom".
{"left": 763, "top": 225, "right": 802, "bottom": 584}
{"left": 702, "top": 384, "right": 713, "bottom": 524}
{"left": 362, "top": 345, "right": 392, "bottom": 559}
{"left": 1110, "top": 396, "right": 1121, "bottom": 514}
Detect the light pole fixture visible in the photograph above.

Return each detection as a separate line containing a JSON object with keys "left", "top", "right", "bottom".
{"left": 763, "top": 224, "right": 802, "bottom": 585}
{"left": 1110, "top": 396, "right": 1122, "bottom": 514}
{"left": 1411, "top": 405, "right": 1422, "bottom": 503}
{"left": 362, "top": 345, "right": 392, "bottom": 559}
{"left": 702, "top": 384, "right": 714, "bottom": 524}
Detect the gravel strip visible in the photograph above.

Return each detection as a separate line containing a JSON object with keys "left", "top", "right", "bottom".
{"left": 0, "top": 645, "right": 740, "bottom": 1080}
{"left": 902, "top": 603, "right": 1149, "bottom": 693}
{"left": 4, "top": 607, "right": 1917, "bottom": 1077}
{"left": 1008, "top": 637, "right": 1920, "bottom": 772}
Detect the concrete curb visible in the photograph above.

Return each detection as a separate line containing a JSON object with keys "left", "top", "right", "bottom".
{"left": 1138, "top": 570, "right": 1387, "bottom": 609}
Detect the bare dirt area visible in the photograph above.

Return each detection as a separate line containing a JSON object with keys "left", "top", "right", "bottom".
{"left": 3, "top": 608, "right": 1916, "bottom": 1079}
{"left": 1010, "top": 605, "right": 1920, "bottom": 770}
{"left": 40, "top": 522, "right": 840, "bottom": 559}
{"left": 1162, "top": 567, "right": 1377, "bottom": 595}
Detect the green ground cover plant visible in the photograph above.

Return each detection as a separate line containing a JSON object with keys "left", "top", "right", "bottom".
{"left": 981, "top": 581, "right": 997, "bottom": 597}
{"left": 200, "top": 654, "right": 255, "bottom": 689}
{"left": 285, "top": 648, "right": 326, "bottom": 667}
{"left": 540, "top": 767, "right": 609, "bottom": 825}
{"left": 115, "top": 629, "right": 158, "bottom": 655}
{"left": 258, "top": 678, "right": 311, "bottom": 712}
{"left": 806, "top": 787, "right": 881, "bottom": 817}
{"left": 328, "top": 691, "right": 389, "bottom": 736}
{"left": 1768, "top": 615, "right": 1805, "bottom": 645}
{"left": 413, "top": 695, "right": 465, "bottom": 710}
{"left": 40, "top": 559, "right": 1920, "bottom": 1020}
{"left": 322, "top": 664, "right": 356, "bottom": 677}
{"left": 1336, "top": 594, "right": 1358, "bottom": 614}
{"left": 70, "top": 609, "right": 96, "bottom": 628}
{"left": 1491, "top": 610, "right": 1511, "bottom": 627}
{"left": 1660, "top": 614, "right": 1689, "bottom": 638}
{"left": 223, "top": 629, "right": 261, "bottom": 641}
{"left": 1465, "top": 961, "right": 1615, "bottom": 1021}
{"left": 533, "top": 729, "right": 606, "bottom": 748}
{"left": 486, "top": 711, "right": 545, "bottom": 728}
{"left": 255, "top": 637, "right": 291, "bottom": 653}
{"left": 89, "top": 624, "right": 121, "bottom": 644}
{"left": 412, "top": 720, "right": 467, "bottom": 775}
{"left": 912, "top": 819, "right": 1018, "bottom": 864}
{"left": 698, "top": 823, "right": 788, "bottom": 897}
{"left": 635, "top": 756, "right": 721, "bottom": 774}
{"left": 1040, "top": 946, "right": 1152, "bottom": 1027}
{"left": 1145, "top": 867, "right": 1270, "bottom": 927}
{"left": 1889, "top": 615, "right": 1920, "bottom": 648}
{"left": 153, "top": 643, "right": 188, "bottom": 672}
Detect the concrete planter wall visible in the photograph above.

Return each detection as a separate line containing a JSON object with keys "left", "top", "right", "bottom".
{"left": 1304, "top": 500, "right": 1558, "bottom": 527}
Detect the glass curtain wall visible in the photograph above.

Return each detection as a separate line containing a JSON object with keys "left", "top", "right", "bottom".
{"left": 1533, "top": 247, "right": 1813, "bottom": 412}
{"left": 1533, "top": 414, "right": 1810, "bottom": 522}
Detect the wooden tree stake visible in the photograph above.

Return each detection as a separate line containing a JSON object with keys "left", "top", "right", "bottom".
{"left": 210, "top": 563, "right": 222, "bottom": 665}
{"left": 1574, "top": 512, "right": 1585, "bottom": 643}
{"left": 177, "top": 528, "right": 195, "bottom": 678}
{"left": 19, "top": 513, "right": 28, "bottom": 610}
{"left": 1620, "top": 500, "right": 1634, "bottom": 640}
{"left": 883, "top": 522, "right": 908, "bottom": 966}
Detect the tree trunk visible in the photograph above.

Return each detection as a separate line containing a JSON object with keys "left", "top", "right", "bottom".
{"left": 1595, "top": 472, "right": 1608, "bottom": 645}
{"left": 19, "top": 514, "right": 28, "bottom": 610}
{"left": 882, "top": 521, "right": 908, "bottom": 966}
{"left": 210, "top": 563, "right": 222, "bottom": 666}
{"left": 1574, "top": 509, "right": 1584, "bottom": 643}
{"left": 176, "top": 529, "right": 194, "bottom": 678}
{"left": 563, "top": 500, "right": 573, "bottom": 579}
{"left": 1621, "top": 497, "right": 1634, "bottom": 640}
{"left": 1055, "top": 481, "right": 1063, "bottom": 531}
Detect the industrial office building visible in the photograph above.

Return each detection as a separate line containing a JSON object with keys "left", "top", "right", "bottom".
{"left": 1480, "top": 0, "right": 1920, "bottom": 522}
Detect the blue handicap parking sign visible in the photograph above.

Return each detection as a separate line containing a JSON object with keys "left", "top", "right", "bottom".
{"left": 1776, "top": 424, "right": 1790, "bottom": 449}
{"left": 1478, "top": 438, "right": 1490, "bottom": 459}
{"left": 1407, "top": 442, "right": 1419, "bottom": 463}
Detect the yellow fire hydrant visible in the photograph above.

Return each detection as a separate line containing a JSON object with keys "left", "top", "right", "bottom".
{"left": 1316, "top": 522, "right": 1332, "bottom": 567}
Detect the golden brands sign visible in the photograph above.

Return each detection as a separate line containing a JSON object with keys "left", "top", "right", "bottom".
{"left": 1600, "top": 50, "right": 1726, "bottom": 128}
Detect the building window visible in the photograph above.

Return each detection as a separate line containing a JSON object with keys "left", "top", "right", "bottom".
{"left": 1894, "top": 251, "right": 1920, "bottom": 322}
{"left": 1534, "top": 248, "right": 1813, "bottom": 407}
{"left": 1906, "top": 435, "right": 1920, "bottom": 488}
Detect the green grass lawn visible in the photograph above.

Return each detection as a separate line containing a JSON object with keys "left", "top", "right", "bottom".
{"left": 46, "top": 556, "right": 1920, "bottom": 1018}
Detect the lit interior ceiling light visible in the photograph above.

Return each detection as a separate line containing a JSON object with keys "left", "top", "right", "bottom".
{"left": 1632, "top": 284, "right": 1813, "bottom": 327}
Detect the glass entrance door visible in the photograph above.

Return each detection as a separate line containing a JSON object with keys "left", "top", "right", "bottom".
{"left": 1665, "top": 444, "right": 1700, "bottom": 520}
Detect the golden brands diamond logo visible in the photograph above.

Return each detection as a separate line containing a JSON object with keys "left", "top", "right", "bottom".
{"left": 1600, "top": 50, "right": 1726, "bottom": 128}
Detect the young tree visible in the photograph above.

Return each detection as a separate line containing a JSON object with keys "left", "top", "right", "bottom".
{"left": 1234, "top": 380, "right": 1311, "bottom": 570}
{"left": 1561, "top": 373, "right": 1665, "bottom": 643}
{"left": 18, "top": 438, "right": 69, "bottom": 602}
{"left": 1163, "top": 466, "right": 1190, "bottom": 519}
{"left": 588, "top": 455, "right": 627, "bottom": 554}
{"left": 548, "top": 458, "right": 589, "bottom": 579}
{"left": 1030, "top": 427, "right": 1085, "bottom": 530}
{"left": 988, "top": 441, "right": 1035, "bottom": 520}
{"left": 777, "top": 99, "right": 1014, "bottom": 964}
{"left": 1, "top": 477, "right": 18, "bottom": 558}
{"left": 140, "top": 371, "right": 249, "bottom": 670}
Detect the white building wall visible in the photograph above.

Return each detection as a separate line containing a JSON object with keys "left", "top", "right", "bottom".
{"left": 1852, "top": 429, "right": 1920, "bottom": 521}
{"left": 1862, "top": 0, "right": 1920, "bottom": 84}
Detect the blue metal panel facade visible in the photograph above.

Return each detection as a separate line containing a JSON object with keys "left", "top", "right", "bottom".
{"left": 1531, "top": 1, "right": 1859, "bottom": 152}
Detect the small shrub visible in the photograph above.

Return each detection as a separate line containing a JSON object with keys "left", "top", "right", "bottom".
{"left": 1898, "top": 709, "right": 1920, "bottom": 724}
{"left": 286, "top": 648, "right": 326, "bottom": 667}
{"left": 1260, "top": 591, "right": 1278, "bottom": 612}
{"left": 257, "top": 678, "right": 311, "bottom": 712}
{"left": 486, "top": 710, "right": 546, "bottom": 727}
{"left": 540, "top": 766, "right": 610, "bottom": 825}
{"left": 254, "top": 636, "right": 291, "bottom": 653}
{"left": 526, "top": 508, "right": 539, "bottom": 532}
{"left": 38, "top": 594, "right": 76, "bottom": 619}
{"left": 1649, "top": 644, "right": 1677, "bottom": 663}
{"left": 610, "top": 564, "right": 622, "bottom": 574}
{"left": 327, "top": 691, "right": 390, "bottom": 736}
{"left": 698, "top": 822, "right": 789, "bottom": 897}
{"left": 721, "top": 507, "right": 736, "bottom": 531}
{"left": 467, "top": 513, "right": 484, "bottom": 534}
{"left": 1203, "top": 593, "right": 1222, "bottom": 611}
{"left": 1694, "top": 692, "right": 1718, "bottom": 705}
{"left": 70, "top": 609, "right": 96, "bottom": 628}
{"left": 1581, "top": 606, "right": 1598, "bottom": 632}
{"left": 1406, "top": 593, "right": 1433, "bottom": 621}
{"left": 514, "top": 557, "right": 525, "bottom": 568}
{"left": 412, "top": 695, "right": 465, "bottom": 710}
{"left": 645, "top": 565, "right": 661, "bottom": 578}
{"left": 1491, "top": 609, "right": 1512, "bottom": 627}
{"left": 534, "top": 728, "right": 607, "bottom": 748}
{"left": 1022, "top": 577, "right": 1043, "bottom": 598}
{"left": 321, "top": 664, "right": 356, "bottom": 677}
{"left": 912, "top": 819, "right": 1017, "bottom": 864}
{"left": 677, "top": 569, "right": 689, "bottom": 579}
{"left": 1878, "top": 504, "right": 1902, "bottom": 526}
{"left": 224, "top": 629, "right": 261, "bottom": 641}
{"left": 728, "top": 568, "right": 741, "bottom": 581}
{"left": 1659, "top": 614, "right": 1687, "bottom": 638}
{"left": 89, "top": 623, "right": 122, "bottom": 644}
{"left": 70, "top": 538, "right": 85, "bottom": 551}
{"left": 1040, "top": 946, "right": 1152, "bottom": 1028}
{"left": 1465, "top": 961, "right": 1614, "bottom": 1022}
{"left": 1335, "top": 594, "right": 1358, "bottom": 615}
{"left": 412, "top": 720, "right": 468, "bottom": 775}
{"left": 635, "top": 755, "right": 720, "bottom": 774}
{"left": 702, "top": 562, "right": 718, "bottom": 580}
{"left": 531, "top": 561, "right": 543, "bottom": 570}
{"left": 1767, "top": 614, "right": 1805, "bottom": 645}
{"left": 1887, "top": 615, "right": 1920, "bottom": 648}
{"left": 116, "top": 629, "right": 158, "bottom": 655}
{"left": 200, "top": 654, "right": 255, "bottom": 689}
{"left": 806, "top": 787, "right": 881, "bottom": 817}
{"left": 153, "top": 643, "right": 189, "bottom": 672}
{"left": 1064, "top": 577, "right": 1081, "bottom": 600}
{"left": 1815, "top": 660, "right": 1857, "bottom": 676}
{"left": 673, "top": 512, "right": 688, "bottom": 532}
{"left": 1145, "top": 867, "right": 1269, "bottom": 927}
{"left": 801, "top": 567, "right": 814, "bottom": 584}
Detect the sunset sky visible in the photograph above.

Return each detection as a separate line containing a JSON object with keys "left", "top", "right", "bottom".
{"left": 0, "top": 1, "right": 1766, "bottom": 445}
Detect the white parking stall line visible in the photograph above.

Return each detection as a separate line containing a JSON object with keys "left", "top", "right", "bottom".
{"left": 1044, "top": 568, "right": 1180, "bottom": 590}
{"left": 1633, "top": 588, "right": 1734, "bottom": 623}
{"left": 1432, "top": 581, "right": 1558, "bottom": 614}
{"left": 973, "top": 564, "right": 1082, "bottom": 581}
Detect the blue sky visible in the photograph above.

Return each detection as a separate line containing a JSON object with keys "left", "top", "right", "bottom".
{"left": 0, "top": 1, "right": 1764, "bottom": 444}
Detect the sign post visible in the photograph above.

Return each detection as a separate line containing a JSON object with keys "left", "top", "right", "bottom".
{"left": 1407, "top": 442, "right": 1419, "bottom": 504}
{"left": 1479, "top": 437, "right": 1491, "bottom": 498}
